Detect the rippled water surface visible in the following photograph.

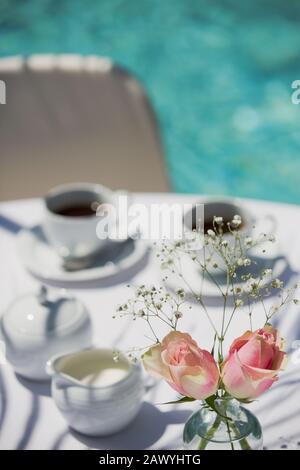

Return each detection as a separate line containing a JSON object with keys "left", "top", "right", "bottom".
{"left": 1, "top": 0, "right": 300, "bottom": 202}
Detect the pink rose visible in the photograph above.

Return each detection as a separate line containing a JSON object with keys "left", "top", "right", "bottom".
{"left": 142, "top": 331, "right": 219, "bottom": 400}
{"left": 222, "top": 326, "right": 286, "bottom": 400}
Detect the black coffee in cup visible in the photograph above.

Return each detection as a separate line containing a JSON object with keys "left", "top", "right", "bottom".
{"left": 47, "top": 187, "right": 102, "bottom": 218}
{"left": 202, "top": 216, "right": 243, "bottom": 234}
{"left": 53, "top": 203, "right": 99, "bottom": 217}
{"left": 189, "top": 201, "right": 244, "bottom": 233}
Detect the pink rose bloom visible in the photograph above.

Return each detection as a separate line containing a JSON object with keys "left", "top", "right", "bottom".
{"left": 142, "top": 331, "right": 219, "bottom": 400}
{"left": 222, "top": 326, "right": 286, "bottom": 400}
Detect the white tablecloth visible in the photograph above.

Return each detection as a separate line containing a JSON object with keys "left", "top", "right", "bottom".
{"left": 0, "top": 193, "right": 300, "bottom": 450}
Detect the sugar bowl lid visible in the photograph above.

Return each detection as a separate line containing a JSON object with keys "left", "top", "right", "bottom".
{"left": 1, "top": 285, "right": 89, "bottom": 337}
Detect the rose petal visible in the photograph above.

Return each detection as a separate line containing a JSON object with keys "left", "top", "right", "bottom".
{"left": 222, "top": 352, "right": 256, "bottom": 399}
{"left": 272, "top": 349, "right": 286, "bottom": 371}
{"left": 180, "top": 371, "right": 218, "bottom": 400}
{"left": 229, "top": 331, "right": 254, "bottom": 354}
{"left": 161, "top": 331, "right": 198, "bottom": 349}
{"left": 142, "top": 344, "right": 172, "bottom": 382}
{"left": 237, "top": 336, "right": 262, "bottom": 368}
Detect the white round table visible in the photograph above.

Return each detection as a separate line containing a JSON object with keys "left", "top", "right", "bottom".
{"left": 0, "top": 193, "right": 300, "bottom": 450}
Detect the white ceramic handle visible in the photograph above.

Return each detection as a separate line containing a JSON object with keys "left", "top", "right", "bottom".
{"left": 38, "top": 285, "right": 48, "bottom": 305}
{"left": 254, "top": 213, "right": 278, "bottom": 238}
{"left": 264, "top": 214, "right": 278, "bottom": 236}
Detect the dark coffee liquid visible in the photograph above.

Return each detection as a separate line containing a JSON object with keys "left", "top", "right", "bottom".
{"left": 205, "top": 218, "right": 231, "bottom": 233}
{"left": 189, "top": 203, "right": 243, "bottom": 233}
{"left": 192, "top": 218, "right": 243, "bottom": 233}
{"left": 54, "top": 204, "right": 97, "bottom": 217}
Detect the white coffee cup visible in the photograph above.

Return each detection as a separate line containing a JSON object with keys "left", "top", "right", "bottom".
{"left": 43, "top": 182, "right": 116, "bottom": 263}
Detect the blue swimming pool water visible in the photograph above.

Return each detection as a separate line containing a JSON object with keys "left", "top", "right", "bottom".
{"left": 1, "top": 0, "right": 300, "bottom": 203}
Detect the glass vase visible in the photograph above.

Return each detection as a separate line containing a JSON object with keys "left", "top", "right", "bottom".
{"left": 183, "top": 397, "right": 263, "bottom": 450}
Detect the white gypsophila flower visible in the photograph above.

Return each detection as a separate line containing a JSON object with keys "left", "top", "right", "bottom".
{"left": 221, "top": 240, "right": 228, "bottom": 247}
{"left": 271, "top": 278, "right": 283, "bottom": 289}
{"left": 235, "top": 299, "right": 244, "bottom": 308}
{"left": 231, "top": 219, "right": 242, "bottom": 228}
{"left": 244, "top": 277, "right": 259, "bottom": 294}
{"left": 245, "top": 237, "right": 253, "bottom": 246}
{"left": 207, "top": 229, "right": 216, "bottom": 238}
{"left": 237, "top": 258, "right": 244, "bottom": 266}
{"left": 268, "top": 235, "right": 276, "bottom": 243}
{"left": 231, "top": 214, "right": 242, "bottom": 226}
{"left": 214, "top": 216, "right": 223, "bottom": 224}
{"left": 262, "top": 268, "right": 272, "bottom": 277}
{"left": 176, "top": 288, "right": 185, "bottom": 298}
{"left": 249, "top": 278, "right": 259, "bottom": 287}
{"left": 243, "top": 258, "right": 251, "bottom": 266}
{"left": 175, "top": 311, "right": 183, "bottom": 319}
{"left": 234, "top": 286, "right": 243, "bottom": 295}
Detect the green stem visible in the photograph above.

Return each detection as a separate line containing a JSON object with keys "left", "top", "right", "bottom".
{"left": 205, "top": 396, "right": 233, "bottom": 422}
{"left": 239, "top": 437, "right": 252, "bottom": 450}
{"left": 219, "top": 272, "right": 230, "bottom": 363}
{"left": 197, "top": 414, "right": 222, "bottom": 450}
{"left": 229, "top": 421, "right": 252, "bottom": 450}
{"left": 225, "top": 409, "right": 235, "bottom": 450}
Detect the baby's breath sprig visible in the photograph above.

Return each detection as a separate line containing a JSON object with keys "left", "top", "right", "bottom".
{"left": 264, "top": 282, "right": 298, "bottom": 325}
{"left": 115, "top": 285, "right": 187, "bottom": 344}
{"left": 116, "top": 215, "right": 298, "bottom": 368}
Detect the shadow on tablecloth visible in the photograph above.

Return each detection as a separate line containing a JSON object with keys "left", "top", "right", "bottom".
{"left": 51, "top": 401, "right": 192, "bottom": 450}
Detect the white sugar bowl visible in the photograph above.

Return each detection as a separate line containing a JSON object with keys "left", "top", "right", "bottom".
{"left": 0, "top": 286, "right": 92, "bottom": 381}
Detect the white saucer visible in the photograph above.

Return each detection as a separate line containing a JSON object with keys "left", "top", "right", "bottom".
{"left": 17, "top": 225, "right": 149, "bottom": 286}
